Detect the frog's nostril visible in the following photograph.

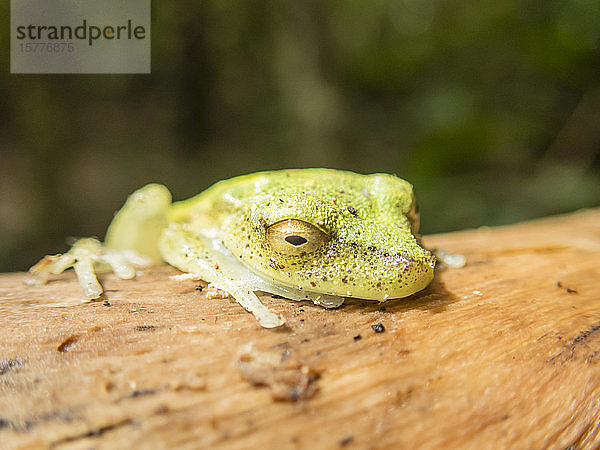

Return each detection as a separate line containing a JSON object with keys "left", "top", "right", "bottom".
{"left": 285, "top": 235, "right": 308, "bottom": 246}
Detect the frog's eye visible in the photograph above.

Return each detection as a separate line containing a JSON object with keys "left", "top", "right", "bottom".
{"left": 266, "top": 219, "right": 329, "bottom": 255}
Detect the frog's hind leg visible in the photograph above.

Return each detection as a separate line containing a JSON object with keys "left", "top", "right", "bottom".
{"left": 27, "top": 184, "right": 170, "bottom": 299}
{"left": 159, "top": 224, "right": 284, "bottom": 328}
{"left": 27, "top": 238, "right": 152, "bottom": 298}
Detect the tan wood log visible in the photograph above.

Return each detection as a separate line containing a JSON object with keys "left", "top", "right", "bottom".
{"left": 1, "top": 209, "right": 600, "bottom": 449}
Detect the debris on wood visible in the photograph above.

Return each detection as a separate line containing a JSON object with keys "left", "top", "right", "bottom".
{"left": 238, "top": 343, "right": 321, "bottom": 401}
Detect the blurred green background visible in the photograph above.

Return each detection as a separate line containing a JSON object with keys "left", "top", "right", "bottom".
{"left": 1, "top": 0, "right": 599, "bottom": 272}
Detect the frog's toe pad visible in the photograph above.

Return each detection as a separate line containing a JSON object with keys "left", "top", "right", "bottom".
{"left": 257, "top": 311, "right": 285, "bottom": 328}
{"left": 312, "top": 294, "right": 345, "bottom": 309}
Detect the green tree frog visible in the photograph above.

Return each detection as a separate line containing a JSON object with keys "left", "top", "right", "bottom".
{"left": 27, "top": 169, "right": 436, "bottom": 328}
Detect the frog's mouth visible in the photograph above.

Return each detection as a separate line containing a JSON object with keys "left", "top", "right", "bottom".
{"left": 240, "top": 251, "right": 434, "bottom": 306}
{"left": 371, "top": 252, "right": 436, "bottom": 300}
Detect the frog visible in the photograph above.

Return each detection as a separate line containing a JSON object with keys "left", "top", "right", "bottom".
{"left": 27, "top": 168, "right": 436, "bottom": 328}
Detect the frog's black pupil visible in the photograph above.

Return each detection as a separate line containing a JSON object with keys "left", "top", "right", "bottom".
{"left": 285, "top": 235, "right": 308, "bottom": 246}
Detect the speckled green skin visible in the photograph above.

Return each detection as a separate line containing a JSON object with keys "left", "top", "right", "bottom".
{"left": 169, "top": 169, "right": 435, "bottom": 300}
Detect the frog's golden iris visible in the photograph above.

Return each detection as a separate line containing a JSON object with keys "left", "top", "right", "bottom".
{"left": 265, "top": 219, "right": 330, "bottom": 256}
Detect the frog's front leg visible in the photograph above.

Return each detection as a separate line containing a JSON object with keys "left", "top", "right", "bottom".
{"left": 26, "top": 184, "right": 170, "bottom": 298}
{"left": 159, "top": 224, "right": 285, "bottom": 328}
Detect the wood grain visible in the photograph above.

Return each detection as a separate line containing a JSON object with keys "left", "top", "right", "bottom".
{"left": 1, "top": 209, "right": 600, "bottom": 449}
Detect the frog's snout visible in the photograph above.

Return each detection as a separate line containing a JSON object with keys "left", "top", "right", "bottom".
{"left": 373, "top": 250, "right": 436, "bottom": 300}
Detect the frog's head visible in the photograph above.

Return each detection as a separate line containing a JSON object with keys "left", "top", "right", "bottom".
{"left": 224, "top": 170, "right": 435, "bottom": 301}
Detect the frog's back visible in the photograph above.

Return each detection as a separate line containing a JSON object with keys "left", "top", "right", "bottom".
{"left": 187, "top": 168, "right": 408, "bottom": 206}
{"left": 170, "top": 169, "right": 415, "bottom": 231}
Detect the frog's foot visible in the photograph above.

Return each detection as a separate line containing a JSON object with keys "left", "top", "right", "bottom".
{"left": 26, "top": 238, "right": 151, "bottom": 299}
{"left": 159, "top": 224, "right": 285, "bottom": 328}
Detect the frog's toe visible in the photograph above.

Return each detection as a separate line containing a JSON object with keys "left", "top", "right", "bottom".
{"left": 257, "top": 310, "right": 285, "bottom": 328}
{"left": 53, "top": 238, "right": 105, "bottom": 298}
{"left": 223, "top": 284, "right": 285, "bottom": 328}
{"left": 26, "top": 246, "right": 103, "bottom": 298}
{"left": 101, "top": 250, "right": 151, "bottom": 280}
{"left": 26, "top": 253, "right": 75, "bottom": 286}
{"left": 101, "top": 253, "right": 136, "bottom": 279}
{"left": 312, "top": 294, "right": 345, "bottom": 309}
{"left": 73, "top": 257, "right": 103, "bottom": 299}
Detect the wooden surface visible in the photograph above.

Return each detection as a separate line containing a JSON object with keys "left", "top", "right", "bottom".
{"left": 1, "top": 209, "right": 600, "bottom": 449}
